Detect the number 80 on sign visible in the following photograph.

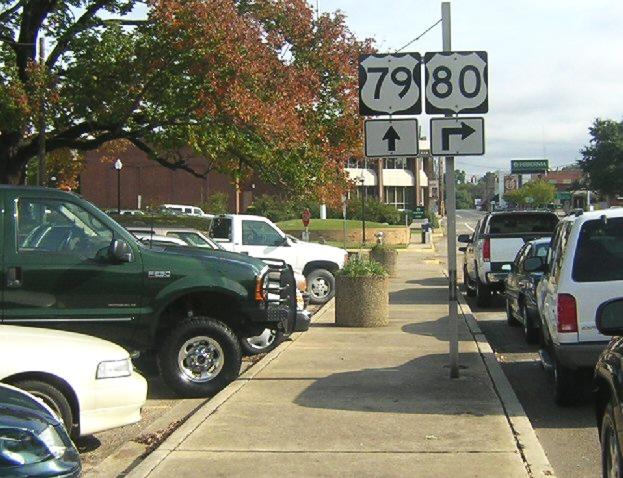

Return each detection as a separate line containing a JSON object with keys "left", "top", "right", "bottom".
{"left": 424, "top": 51, "right": 488, "bottom": 114}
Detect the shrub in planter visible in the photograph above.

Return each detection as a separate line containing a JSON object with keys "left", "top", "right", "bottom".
{"left": 335, "top": 259, "right": 389, "bottom": 327}
{"left": 369, "top": 243, "right": 398, "bottom": 276}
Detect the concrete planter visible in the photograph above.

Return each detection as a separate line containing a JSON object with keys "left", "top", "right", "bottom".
{"left": 335, "top": 276, "right": 389, "bottom": 327}
{"left": 369, "top": 248, "right": 398, "bottom": 276}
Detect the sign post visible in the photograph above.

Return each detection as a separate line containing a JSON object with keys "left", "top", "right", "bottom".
{"left": 440, "top": 2, "right": 460, "bottom": 379}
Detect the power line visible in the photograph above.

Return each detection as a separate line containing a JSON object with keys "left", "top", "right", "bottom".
{"left": 395, "top": 19, "right": 442, "bottom": 53}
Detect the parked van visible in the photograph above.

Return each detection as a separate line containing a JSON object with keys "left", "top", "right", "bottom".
{"left": 527, "top": 209, "right": 623, "bottom": 404}
{"left": 161, "top": 204, "right": 211, "bottom": 217}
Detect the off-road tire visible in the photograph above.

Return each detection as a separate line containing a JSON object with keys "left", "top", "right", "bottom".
{"left": 307, "top": 268, "right": 335, "bottom": 305}
{"left": 13, "top": 379, "right": 75, "bottom": 437}
{"left": 159, "top": 317, "right": 241, "bottom": 397}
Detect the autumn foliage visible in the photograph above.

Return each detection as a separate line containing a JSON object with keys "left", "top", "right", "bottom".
{"left": 0, "top": 0, "right": 371, "bottom": 202}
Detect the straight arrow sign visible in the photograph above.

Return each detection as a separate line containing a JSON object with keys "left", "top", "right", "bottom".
{"left": 382, "top": 126, "right": 401, "bottom": 152}
{"left": 364, "top": 119, "right": 418, "bottom": 157}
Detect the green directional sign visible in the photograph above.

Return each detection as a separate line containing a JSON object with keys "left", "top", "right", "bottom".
{"left": 511, "top": 159, "right": 549, "bottom": 174}
{"left": 413, "top": 206, "right": 426, "bottom": 219}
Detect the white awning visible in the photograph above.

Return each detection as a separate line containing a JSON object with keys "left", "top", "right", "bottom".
{"left": 345, "top": 168, "right": 377, "bottom": 186}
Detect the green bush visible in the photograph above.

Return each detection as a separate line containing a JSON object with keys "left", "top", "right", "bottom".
{"left": 200, "top": 192, "right": 229, "bottom": 215}
{"left": 346, "top": 197, "right": 402, "bottom": 225}
{"left": 336, "top": 258, "right": 388, "bottom": 278}
{"left": 426, "top": 210, "right": 440, "bottom": 229}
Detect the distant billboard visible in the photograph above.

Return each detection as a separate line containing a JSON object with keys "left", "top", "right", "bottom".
{"left": 511, "top": 159, "right": 549, "bottom": 174}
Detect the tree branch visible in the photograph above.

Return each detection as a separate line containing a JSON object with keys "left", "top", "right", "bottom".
{"left": 0, "top": 0, "right": 24, "bottom": 23}
{"left": 129, "top": 137, "right": 208, "bottom": 179}
{"left": 46, "top": 0, "right": 113, "bottom": 68}
{"left": 15, "top": 0, "right": 56, "bottom": 83}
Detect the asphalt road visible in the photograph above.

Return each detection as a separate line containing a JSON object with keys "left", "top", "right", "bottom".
{"left": 440, "top": 210, "right": 601, "bottom": 478}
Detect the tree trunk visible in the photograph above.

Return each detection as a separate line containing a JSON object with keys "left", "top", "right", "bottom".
{"left": 0, "top": 144, "right": 29, "bottom": 185}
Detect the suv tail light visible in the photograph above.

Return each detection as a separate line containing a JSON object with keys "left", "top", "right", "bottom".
{"left": 483, "top": 238, "right": 491, "bottom": 262}
{"left": 557, "top": 294, "right": 578, "bottom": 333}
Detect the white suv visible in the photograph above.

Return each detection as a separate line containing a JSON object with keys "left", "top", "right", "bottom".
{"left": 528, "top": 209, "right": 623, "bottom": 404}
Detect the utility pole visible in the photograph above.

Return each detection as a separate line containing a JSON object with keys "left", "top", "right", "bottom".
{"left": 37, "top": 36, "right": 46, "bottom": 187}
{"left": 442, "top": 2, "right": 459, "bottom": 379}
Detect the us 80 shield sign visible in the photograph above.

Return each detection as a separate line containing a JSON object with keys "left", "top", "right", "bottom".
{"left": 424, "top": 51, "right": 488, "bottom": 114}
{"left": 358, "top": 53, "right": 422, "bottom": 116}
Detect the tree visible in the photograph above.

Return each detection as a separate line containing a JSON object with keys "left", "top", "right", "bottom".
{"left": 578, "top": 119, "right": 623, "bottom": 198}
{"left": 455, "top": 169, "right": 466, "bottom": 184}
{"left": 456, "top": 183, "right": 475, "bottom": 209}
{"left": 504, "top": 180, "right": 555, "bottom": 207}
{"left": 0, "top": 1, "right": 371, "bottom": 202}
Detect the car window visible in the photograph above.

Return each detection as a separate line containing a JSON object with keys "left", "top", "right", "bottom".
{"left": 210, "top": 218, "right": 232, "bottom": 240}
{"left": 17, "top": 198, "right": 113, "bottom": 258}
{"left": 242, "top": 220, "right": 283, "bottom": 246}
{"left": 533, "top": 242, "right": 550, "bottom": 258}
{"left": 167, "top": 231, "right": 211, "bottom": 248}
{"left": 549, "top": 222, "right": 572, "bottom": 281}
{"left": 488, "top": 214, "right": 558, "bottom": 234}
{"left": 573, "top": 217, "right": 623, "bottom": 282}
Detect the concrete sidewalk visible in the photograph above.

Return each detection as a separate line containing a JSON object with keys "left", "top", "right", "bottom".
{"left": 126, "top": 249, "right": 553, "bottom": 478}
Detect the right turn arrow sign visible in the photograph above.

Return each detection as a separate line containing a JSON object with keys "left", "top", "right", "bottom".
{"left": 441, "top": 122, "right": 475, "bottom": 150}
{"left": 430, "top": 117, "right": 485, "bottom": 156}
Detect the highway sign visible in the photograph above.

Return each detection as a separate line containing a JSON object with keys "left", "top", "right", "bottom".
{"left": 430, "top": 118, "right": 485, "bottom": 156}
{"left": 424, "top": 51, "right": 488, "bottom": 114}
{"left": 510, "top": 159, "right": 549, "bottom": 174}
{"left": 365, "top": 119, "right": 419, "bottom": 157}
{"left": 358, "top": 53, "right": 422, "bottom": 116}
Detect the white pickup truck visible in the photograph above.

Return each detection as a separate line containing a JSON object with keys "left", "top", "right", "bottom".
{"left": 208, "top": 214, "right": 348, "bottom": 304}
{"left": 459, "top": 211, "right": 559, "bottom": 307}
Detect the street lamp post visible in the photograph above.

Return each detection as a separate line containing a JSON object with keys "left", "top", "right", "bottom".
{"left": 114, "top": 159, "right": 123, "bottom": 214}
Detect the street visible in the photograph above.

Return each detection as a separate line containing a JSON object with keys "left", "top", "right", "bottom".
{"left": 446, "top": 210, "right": 601, "bottom": 478}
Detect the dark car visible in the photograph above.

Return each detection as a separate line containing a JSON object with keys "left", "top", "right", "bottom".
{"left": 504, "top": 238, "right": 551, "bottom": 343}
{"left": 594, "top": 298, "right": 623, "bottom": 478}
{"left": 0, "top": 383, "right": 81, "bottom": 478}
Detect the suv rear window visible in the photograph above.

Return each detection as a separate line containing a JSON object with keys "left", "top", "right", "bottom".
{"left": 209, "top": 217, "right": 232, "bottom": 240}
{"left": 488, "top": 213, "right": 558, "bottom": 235}
{"left": 573, "top": 217, "right": 623, "bottom": 282}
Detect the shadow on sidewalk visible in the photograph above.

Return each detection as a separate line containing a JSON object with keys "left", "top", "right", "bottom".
{"left": 400, "top": 316, "right": 471, "bottom": 342}
{"left": 389, "top": 287, "right": 448, "bottom": 305}
{"left": 404, "top": 277, "right": 449, "bottom": 287}
{"left": 293, "top": 352, "right": 504, "bottom": 416}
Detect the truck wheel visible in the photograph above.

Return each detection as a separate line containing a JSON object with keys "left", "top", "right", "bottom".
{"left": 240, "top": 329, "right": 284, "bottom": 356}
{"left": 505, "top": 298, "right": 518, "bottom": 326}
{"left": 158, "top": 317, "right": 241, "bottom": 397}
{"left": 13, "top": 379, "right": 75, "bottom": 437}
{"left": 601, "top": 402, "right": 623, "bottom": 478}
{"left": 553, "top": 355, "right": 579, "bottom": 406}
{"left": 307, "top": 269, "right": 335, "bottom": 304}
{"left": 476, "top": 279, "right": 491, "bottom": 307}
{"left": 463, "top": 266, "right": 475, "bottom": 297}
{"left": 521, "top": 303, "right": 539, "bottom": 344}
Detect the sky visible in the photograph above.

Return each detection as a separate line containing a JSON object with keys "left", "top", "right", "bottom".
{"left": 316, "top": 0, "right": 623, "bottom": 176}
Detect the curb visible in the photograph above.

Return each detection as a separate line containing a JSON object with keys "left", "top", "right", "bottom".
{"left": 123, "top": 300, "right": 335, "bottom": 478}
{"left": 457, "top": 292, "right": 556, "bottom": 478}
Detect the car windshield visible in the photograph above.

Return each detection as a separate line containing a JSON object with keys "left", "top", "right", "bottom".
{"left": 209, "top": 218, "right": 232, "bottom": 240}
{"left": 573, "top": 217, "right": 623, "bottom": 282}
{"left": 488, "top": 213, "right": 558, "bottom": 234}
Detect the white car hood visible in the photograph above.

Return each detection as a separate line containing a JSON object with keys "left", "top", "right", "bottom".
{"left": 0, "top": 325, "right": 129, "bottom": 361}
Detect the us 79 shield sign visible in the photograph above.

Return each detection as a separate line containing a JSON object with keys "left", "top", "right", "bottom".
{"left": 358, "top": 53, "right": 422, "bottom": 116}
{"left": 424, "top": 51, "right": 488, "bottom": 114}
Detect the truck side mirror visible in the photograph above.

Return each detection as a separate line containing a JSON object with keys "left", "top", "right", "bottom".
{"left": 109, "top": 238, "right": 134, "bottom": 263}
{"left": 457, "top": 234, "right": 472, "bottom": 244}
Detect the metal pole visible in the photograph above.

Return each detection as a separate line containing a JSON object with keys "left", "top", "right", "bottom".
{"left": 117, "top": 169, "right": 121, "bottom": 214}
{"left": 442, "top": 2, "right": 459, "bottom": 379}
{"left": 37, "top": 36, "right": 46, "bottom": 187}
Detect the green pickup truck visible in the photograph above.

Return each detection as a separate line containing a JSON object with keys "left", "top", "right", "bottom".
{"left": 2, "top": 186, "right": 297, "bottom": 397}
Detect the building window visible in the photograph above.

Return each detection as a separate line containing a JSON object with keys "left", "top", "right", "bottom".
{"left": 383, "top": 158, "right": 410, "bottom": 170}
{"left": 383, "top": 186, "right": 415, "bottom": 210}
